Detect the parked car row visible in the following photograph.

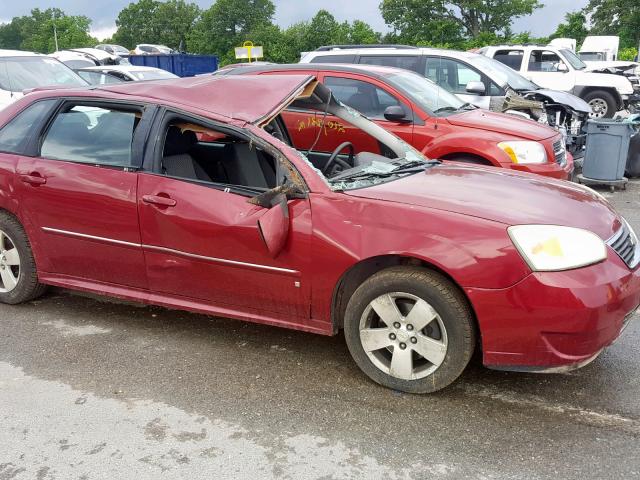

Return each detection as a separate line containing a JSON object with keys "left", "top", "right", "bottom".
{"left": 217, "top": 63, "right": 572, "bottom": 179}
{"left": 300, "top": 45, "right": 593, "bottom": 156}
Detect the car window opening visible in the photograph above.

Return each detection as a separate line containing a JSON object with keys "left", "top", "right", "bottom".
{"left": 161, "top": 120, "right": 280, "bottom": 194}
{"left": 40, "top": 104, "right": 142, "bottom": 167}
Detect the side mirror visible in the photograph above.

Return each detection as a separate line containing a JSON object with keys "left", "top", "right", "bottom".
{"left": 465, "top": 81, "right": 486, "bottom": 95}
{"left": 384, "top": 105, "right": 411, "bottom": 123}
{"left": 557, "top": 63, "right": 569, "bottom": 72}
{"left": 257, "top": 194, "right": 289, "bottom": 258}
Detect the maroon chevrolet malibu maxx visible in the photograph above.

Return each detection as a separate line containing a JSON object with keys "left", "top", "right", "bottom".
{"left": 0, "top": 75, "right": 638, "bottom": 393}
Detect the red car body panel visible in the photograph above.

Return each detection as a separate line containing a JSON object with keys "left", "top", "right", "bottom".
{"left": 234, "top": 65, "right": 574, "bottom": 180}
{"left": 99, "top": 74, "right": 315, "bottom": 124}
{"left": 0, "top": 78, "right": 637, "bottom": 373}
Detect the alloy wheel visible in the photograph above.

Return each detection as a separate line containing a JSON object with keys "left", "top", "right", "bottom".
{"left": 359, "top": 292, "right": 448, "bottom": 381}
{"left": 0, "top": 229, "right": 21, "bottom": 293}
{"left": 588, "top": 98, "right": 608, "bottom": 119}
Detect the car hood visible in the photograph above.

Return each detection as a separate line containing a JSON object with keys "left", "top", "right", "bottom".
{"left": 446, "top": 109, "right": 556, "bottom": 141}
{"left": 584, "top": 61, "right": 638, "bottom": 72}
{"left": 100, "top": 74, "right": 316, "bottom": 125}
{"left": 523, "top": 89, "right": 591, "bottom": 113}
{"left": 346, "top": 163, "right": 620, "bottom": 239}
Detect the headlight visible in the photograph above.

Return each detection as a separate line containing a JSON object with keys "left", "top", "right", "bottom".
{"left": 508, "top": 225, "right": 607, "bottom": 271}
{"left": 498, "top": 141, "right": 548, "bottom": 164}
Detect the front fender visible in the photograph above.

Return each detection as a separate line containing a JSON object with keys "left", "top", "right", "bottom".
{"left": 421, "top": 128, "right": 520, "bottom": 166}
{"left": 309, "top": 193, "right": 530, "bottom": 323}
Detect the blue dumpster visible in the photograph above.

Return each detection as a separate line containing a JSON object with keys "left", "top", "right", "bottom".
{"left": 129, "top": 54, "right": 218, "bottom": 77}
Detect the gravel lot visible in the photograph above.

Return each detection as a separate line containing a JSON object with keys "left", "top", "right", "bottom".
{"left": 1, "top": 180, "right": 639, "bottom": 480}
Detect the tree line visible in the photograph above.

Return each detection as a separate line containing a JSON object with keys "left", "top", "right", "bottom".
{"left": 0, "top": 0, "right": 638, "bottom": 64}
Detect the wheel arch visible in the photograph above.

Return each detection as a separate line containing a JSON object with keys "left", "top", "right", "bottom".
{"left": 576, "top": 86, "right": 624, "bottom": 110}
{"left": 330, "top": 254, "right": 480, "bottom": 339}
{"left": 438, "top": 152, "right": 494, "bottom": 166}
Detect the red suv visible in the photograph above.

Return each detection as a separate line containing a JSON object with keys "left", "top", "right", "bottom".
{"left": 0, "top": 75, "right": 636, "bottom": 394}
{"left": 220, "top": 63, "right": 573, "bottom": 179}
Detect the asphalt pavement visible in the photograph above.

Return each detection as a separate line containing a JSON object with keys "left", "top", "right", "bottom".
{"left": 1, "top": 180, "right": 639, "bottom": 480}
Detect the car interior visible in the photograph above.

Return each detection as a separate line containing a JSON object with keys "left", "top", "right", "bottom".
{"left": 160, "top": 120, "right": 280, "bottom": 192}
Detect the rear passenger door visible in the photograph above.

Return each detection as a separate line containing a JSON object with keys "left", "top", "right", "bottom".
{"left": 16, "top": 100, "right": 153, "bottom": 288}
{"left": 424, "top": 57, "right": 500, "bottom": 110}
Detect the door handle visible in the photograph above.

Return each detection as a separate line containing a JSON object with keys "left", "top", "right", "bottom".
{"left": 142, "top": 194, "right": 177, "bottom": 207}
{"left": 20, "top": 173, "right": 47, "bottom": 186}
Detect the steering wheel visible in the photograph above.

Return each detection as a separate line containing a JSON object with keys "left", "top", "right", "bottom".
{"left": 322, "top": 142, "right": 355, "bottom": 176}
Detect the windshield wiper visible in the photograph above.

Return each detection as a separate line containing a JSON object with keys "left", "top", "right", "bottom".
{"left": 330, "top": 160, "right": 440, "bottom": 183}
{"left": 433, "top": 106, "right": 458, "bottom": 114}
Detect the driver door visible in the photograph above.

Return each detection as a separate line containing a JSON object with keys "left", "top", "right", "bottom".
{"left": 138, "top": 114, "right": 312, "bottom": 321}
{"left": 524, "top": 49, "right": 576, "bottom": 91}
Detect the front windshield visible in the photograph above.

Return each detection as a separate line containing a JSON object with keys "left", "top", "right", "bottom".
{"left": 579, "top": 52, "right": 604, "bottom": 62}
{"left": 468, "top": 54, "right": 538, "bottom": 91}
{"left": 385, "top": 71, "right": 467, "bottom": 116}
{"left": 0, "top": 57, "right": 87, "bottom": 91}
{"left": 561, "top": 49, "right": 586, "bottom": 70}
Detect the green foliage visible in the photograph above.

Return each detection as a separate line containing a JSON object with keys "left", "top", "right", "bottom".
{"left": 188, "top": 0, "right": 275, "bottom": 63}
{"left": 619, "top": 48, "right": 638, "bottom": 61}
{"left": 586, "top": 0, "right": 640, "bottom": 49}
{"left": 550, "top": 11, "right": 589, "bottom": 45}
{"left": 380, "top": 0, "right": 542, "bottom": 44}
{"left": 113, "top": 0, "right": 200, "bottom": 50}
{"left": 0, "top": 8, "right": 97, "bottom": 53}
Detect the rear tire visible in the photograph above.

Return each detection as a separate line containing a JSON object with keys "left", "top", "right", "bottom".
{"left": 0, "top": 212, "right": 46, "bottom": 305}
{"left": 343, "top": 266, "right": 475, "bottom": 394}
{"left": 583, "top": 90, "right": 617, "bottom": 119}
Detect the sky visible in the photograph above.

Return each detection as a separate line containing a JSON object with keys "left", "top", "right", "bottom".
{"left": 0, "top": 0, "right": 590, "bottom": 41}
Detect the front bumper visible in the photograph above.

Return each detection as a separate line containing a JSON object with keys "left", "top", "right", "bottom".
{"left": 504, "top": 153, "right": 574, "bottom": 180}
{"left": 467, "top": 253, "right": 640, "bottom": 371}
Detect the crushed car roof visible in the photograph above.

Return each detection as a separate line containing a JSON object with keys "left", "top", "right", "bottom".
{"left": 97, "top": 74, "right": 315, "bottom": 124}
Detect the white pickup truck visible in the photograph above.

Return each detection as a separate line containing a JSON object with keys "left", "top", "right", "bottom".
{"left": 479, "top": 44, "right": 638, "bottom": 118}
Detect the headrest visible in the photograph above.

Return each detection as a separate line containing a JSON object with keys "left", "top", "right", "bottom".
{"left": 163, "top": 126, "right": 197, "bottom": 157}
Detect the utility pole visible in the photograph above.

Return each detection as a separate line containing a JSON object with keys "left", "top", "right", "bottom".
{"left": 53, "top": 11, "right": 59, "bottom": 52}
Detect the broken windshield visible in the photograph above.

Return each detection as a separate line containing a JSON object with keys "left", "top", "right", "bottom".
{"left": 284, "top": 93, "right": 438, "bottom": 191}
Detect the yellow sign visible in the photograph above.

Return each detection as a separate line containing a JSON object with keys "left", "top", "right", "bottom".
{"left": 234, "top": 41, "right": 264, "bottom": 62}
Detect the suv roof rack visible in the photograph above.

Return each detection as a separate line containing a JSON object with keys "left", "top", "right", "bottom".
{"left": 314, "top": 44, "right": 418, "bottom": 51}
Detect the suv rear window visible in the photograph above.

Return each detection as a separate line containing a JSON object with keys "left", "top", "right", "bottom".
{"left": 493, "top": 50, "right": 524, "bottom": 70}
{"left": 310, "top": 54, "right": 357, "bottom": 64}
{"left": 359, "top": 55, "right": 421, "bottom": 73}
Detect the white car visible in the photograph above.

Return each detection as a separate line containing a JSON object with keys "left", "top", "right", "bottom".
{"left": 133, "top": 44, "right": 175, "bottom": 55}
{"left": 51, "top": 48, "right": 129, "bottom": 69}
{"left": 75, "top": 65, "right": 178, "bottom": 82}
{"left": 0, "top": 50, "right": 87, "bottom": 110}
{"left": 479, "top": 44, "right": 636, "bottom": 118}
{"left": 95, "top": 44, "right": 131, "bottom": 56}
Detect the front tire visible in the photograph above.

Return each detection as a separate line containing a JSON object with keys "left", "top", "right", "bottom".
{"left": 583, "top": 90, "right": 617, "bottom": 119}
{"left": 0, "top": 212, "right": 46, "bottom": 305}
{"left": 343, "top": 267, "right": 475, "bottom": 394}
